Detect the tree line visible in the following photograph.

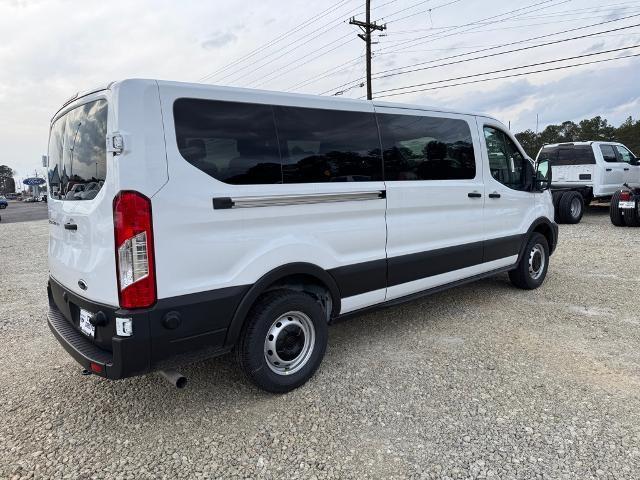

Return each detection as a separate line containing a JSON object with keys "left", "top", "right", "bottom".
{"left": 514, "top": 116, "right": 640, "bottom": 159}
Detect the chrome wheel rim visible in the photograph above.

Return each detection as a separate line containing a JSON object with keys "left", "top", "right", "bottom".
{"left": 528, "top": 244, "right": 546, "bottom": 280}
{"left": 264, "top": 311, "right": 315, "bottom": 376}
{"left": 570, "top": 197, "right": 582, "bottom": 218}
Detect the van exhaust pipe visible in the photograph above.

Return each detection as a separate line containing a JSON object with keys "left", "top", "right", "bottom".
{"left": 158, "top": 369, "right": 187, "bottom": 389}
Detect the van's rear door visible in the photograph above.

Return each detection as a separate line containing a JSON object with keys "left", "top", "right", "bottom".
{"left": 47, "top": 93, "right": 119, "bottom": 306}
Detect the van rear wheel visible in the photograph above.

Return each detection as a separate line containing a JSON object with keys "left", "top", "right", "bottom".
{"left": 237, "top": 290, "right": 328, "bottom": 393}
{"left": 508, "top": 233, "right": 550, "bottom": 290}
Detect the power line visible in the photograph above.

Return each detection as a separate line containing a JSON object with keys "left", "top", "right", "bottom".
{"left": 370, "top": 20, "right": 640, "bottom": 81}
{"left": 385, "top": 1, "right": 640, "bottom": 34}
{"left": 374, "top": 52, "right": 640, "bottom": 98}
{"left": 384, "top": 0, "right": 565, "bottom": 50}
{"left": 384, "top": 0, "right": 463, "bottom": 24}
{"left": 321, "top": 0, "right": 568, "bottom": 94}
{"left": 285, "top": 54, "right": 364, "bottom": 91}
{"left": 247, "top": 36, "right": 359, "bottom": 89}
{"left": 373, "top": 44, "right": 640, "bottom": 95}
{"left": 328, "top": 11, "right": 640, "bottom": 94}
{"left": 212, "top": 2, "right": 364, "bottom": 85}
{"left": 248, "top": 0, "right": 454, "bottom": 91}
{"left": 198, "top": 0, "right": 354, "bottom": 82}
{"left": 377, "top": 10, "right": 640, "bottom": 44}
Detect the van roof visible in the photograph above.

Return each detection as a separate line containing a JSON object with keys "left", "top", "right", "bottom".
{"left": 66, "top": 78, "right": 500, "bottom": 124}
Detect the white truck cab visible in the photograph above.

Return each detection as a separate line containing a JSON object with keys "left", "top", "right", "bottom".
{"left": 46, "top": 79, "right": 558, "bottom": 392}
{"left": 537, "top": 141, "right": 640, "bottom": 224}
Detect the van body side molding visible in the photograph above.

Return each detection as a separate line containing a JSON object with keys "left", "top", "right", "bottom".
{"left": 213, "top": 190, "right": 385, "bottom": 210}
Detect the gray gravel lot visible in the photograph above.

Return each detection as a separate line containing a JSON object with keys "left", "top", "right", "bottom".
{"left": 1, "top": 206, "right": 640, "bottom": 479}
{"left": 0, "top": 201, "right": 48, "bottom": 224}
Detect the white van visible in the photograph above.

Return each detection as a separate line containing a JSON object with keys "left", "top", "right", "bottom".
{"left": 537, "top": 142, "right": 640, "bottom": 224}
{"left": 46, "top": 79, "right": 557, "bottom": 392}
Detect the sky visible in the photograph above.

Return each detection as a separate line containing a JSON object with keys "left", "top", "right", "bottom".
{"left": 1, "top": 0, "right": 639, "bottom": 180}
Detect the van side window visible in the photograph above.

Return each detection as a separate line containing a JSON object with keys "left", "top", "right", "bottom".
{"left": 483, "top": 126, "right": 527, "bottom": 191}
{"left": 615, "top": 145, "right": 634, "bottom": 163}
{"left": 600, "top": 145, "right": 618, "bottom": 163}
{"left": 378, "top": 114, "right": 476, "bottom": 181}
{"left": 273, "top": 106, "right": 382, "bottom": 183}
{"left": 174, "top": 99, "right": 282, "bottom": 184}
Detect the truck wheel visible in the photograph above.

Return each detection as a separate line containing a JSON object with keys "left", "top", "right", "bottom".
{"left": 237, "top": 290, "right": 328, "bottom": 393}
{"left": 558, "top": 191, "right": 584, "bottom": 224}
{"left": 508, "top": 233, "right": 550, "bottom": 290}
{"left": 609, "top": 191, "right": 626, "bottom": 227}
{"left": 623, "top": 200, "right": 640, "bottom": 227}
{"left": 551, "top": 191, "right": 563, "bottom": 222}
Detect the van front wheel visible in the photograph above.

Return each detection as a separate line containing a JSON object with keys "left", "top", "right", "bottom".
{"left": 237, "top": 290, "right": 328, "bottom": 393}
{"left": 508, "top": 233, "right": 550, "bottom": 290}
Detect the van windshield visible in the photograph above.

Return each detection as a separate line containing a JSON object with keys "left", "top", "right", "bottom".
{"left": 47, "top": 99, "right": 108, "bottom": 200}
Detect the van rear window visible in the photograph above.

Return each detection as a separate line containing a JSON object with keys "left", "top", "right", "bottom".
{"left": 47, "top": 99, "right": 108, "bottom": 200}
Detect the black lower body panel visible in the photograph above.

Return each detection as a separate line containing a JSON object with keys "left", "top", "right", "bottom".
{"left": 47, "top": 277, "right": 248, "bottom": 380}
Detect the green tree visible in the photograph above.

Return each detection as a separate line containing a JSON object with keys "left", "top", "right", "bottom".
{"left": 0, "top": 165, "right": 14, "bottom": 178}
{"left": 614, "top": 116, "right": 640, "bottom": 154}
{"left": 515, "top": 129, "right": 541, "bottom": 158}
{"left": 515, "top": 115, "right": 640, "bottom": 157}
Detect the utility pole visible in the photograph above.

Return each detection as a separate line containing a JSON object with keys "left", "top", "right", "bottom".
{"left": 349, "top": 1, "right": 386, "bottom": 100}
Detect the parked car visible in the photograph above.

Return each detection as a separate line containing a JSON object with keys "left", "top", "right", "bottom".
{"left": 0, "top": 196, "right": 7, "bottom": 209}
{"left": 65, "top": 183, "right": 86, "bottom": 200}
{"left": 74, "top": 181, "right": 103, "bottom": 200}
{"left": 536, "top": 141, "right": 640, "bottom": 224}
{"left": 46, "top": 79, "right": 558, "bottom": 393}
{"left": 610, "top": 183, "right": 640, "bottom": 227}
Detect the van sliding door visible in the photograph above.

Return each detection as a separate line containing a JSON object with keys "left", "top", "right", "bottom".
{"left": 375, "top": 106, "right": 485, "bottom": 301}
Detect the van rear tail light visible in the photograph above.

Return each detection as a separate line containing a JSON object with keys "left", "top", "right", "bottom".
{"left": 620, "top": 191, "right": 631, "bottom": 201}
{"left": 113, "top": 191, "right": 156, "bottom": 309}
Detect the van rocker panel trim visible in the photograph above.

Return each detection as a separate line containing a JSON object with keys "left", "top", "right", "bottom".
{"left": 213, "top": 190, "right": 385, "bottom": 210}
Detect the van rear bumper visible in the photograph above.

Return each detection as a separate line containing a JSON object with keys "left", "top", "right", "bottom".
{"left": 47, "top": 276, "right": 247, "bottom": 380}
{"left": 47, "top": 285, "right": 151, "bottom": 380}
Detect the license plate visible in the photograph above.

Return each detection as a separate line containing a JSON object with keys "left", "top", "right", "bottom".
{"left": 79, "top": 309, "right": 95, "bottom": 338}
{"left": 619, "top": 201, "right": 636, "bottom": 209}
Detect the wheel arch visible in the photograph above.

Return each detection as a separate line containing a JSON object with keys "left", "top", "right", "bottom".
{"left": 223, "top": 263, "right": 341, "bottom": 348}
{"left": 519, "top": 217, "right": 558, "bottom": 261}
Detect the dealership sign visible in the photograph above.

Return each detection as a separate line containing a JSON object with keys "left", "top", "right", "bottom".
{"left": 23, "top": 177, "right": 46, "bottom": 186}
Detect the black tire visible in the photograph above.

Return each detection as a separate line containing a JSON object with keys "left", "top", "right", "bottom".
{"left": 551, "top": 192, "right": 564, "bottom": 212}
{"left": 508, "top": 233, "right": 550, "bottom": 290}
{"left": 237, "top": 289, "right": 328, "bottom": 393}
{"left": 623, "top": 198, "right": 640, "bottom": 227}
{"left": 558, "top": 191, "right": 584, "bottom": 224}
{"left": 551, "top": 191, "right": 564, "bottom": 222}
{"left": 609, "top": 191, "right": 626, "bottom": 227}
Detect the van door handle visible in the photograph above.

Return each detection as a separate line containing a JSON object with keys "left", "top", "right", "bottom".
{"left": 64, "top": 223, "right": 77, "bottom": 231}
{"left": 488, "top": 193, "right": 501, "bottom": 199}
{"left": 606, "top": 168, "right": 612, "bottom": 171}
{"left": 467, "top": 192, "right": 482, "bottom": 198}
{"left": 624, "top": 168, "right": 630, "bottom": 171}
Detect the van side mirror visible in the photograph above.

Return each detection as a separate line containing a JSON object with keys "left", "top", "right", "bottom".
{"left": 533, "top": 159, "right": 551, "bottom": 191}
{"left": 630, "top": 156, "right": 639, "bottom": 166}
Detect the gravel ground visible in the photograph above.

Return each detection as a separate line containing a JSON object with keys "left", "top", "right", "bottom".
{"left": 1, "top": 206, "right": 640, "bottom": 479}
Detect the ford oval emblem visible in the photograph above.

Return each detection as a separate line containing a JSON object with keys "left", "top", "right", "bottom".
{"left": 78, "top": 280, "right": 88, "bottom": 291}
